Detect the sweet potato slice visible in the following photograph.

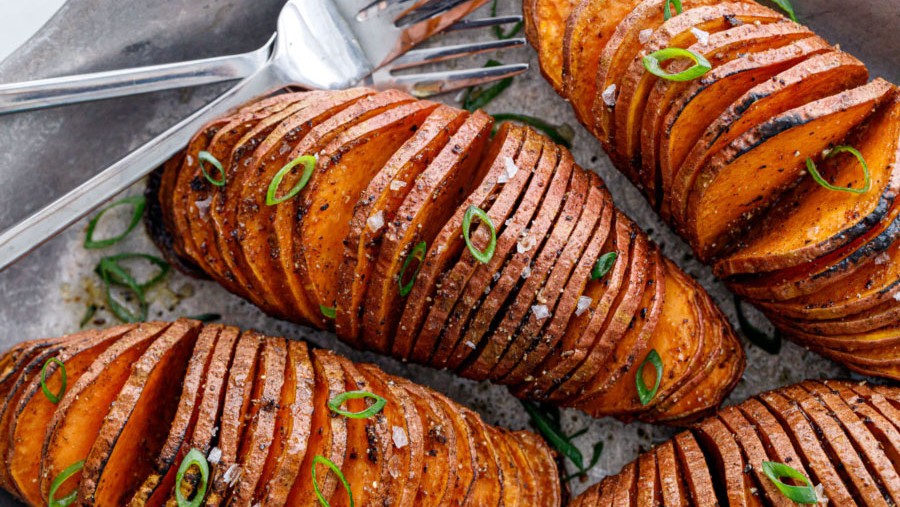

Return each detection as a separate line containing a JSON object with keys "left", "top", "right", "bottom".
{"left": 79, "top": 319, "right": 201, "bottom": 505}
{"left": 738, "top": 398, "right": 809, "bottom": 478}
{"left": 684, "top": 79, "right": 893, "bottom": 260}
{"left": 673, "top": 431, "right": 718, "bottom": 507}
{"left": 589, "top": 0, "right": 734, "bottom": 145}
{"left": 487, "top": 426, "right": 522, "bottom": 507}
{"left": 229, "top": 337, "right": 287, "bottom": 505}
{"left": 526, "top": 0, "right": 579, "bottom": 92}
{"left": 357, "top": 364, "right": 424, "bottom": 507}
{"left": 363, "top": 111, "right": 494, "bottom": 354}
{"left": 459, "top": 153, "right": 587, "bottom": 380}
{"left": 779, "top": 385, "right": 887, "bottom": 504}
{"left": 297, "top": 100, "right": 438, "bottom": 315}
{"left": 428, "top": 390, "right": 477, "bottom": 504}
{"left": 285, "top": 349, "right": 348, "bottom": 506}
{"left": 495, "top": 175, "right": 611, "bottom": 383}
{"left": 235, "top": 88, "right": 373, "bottom": 321}
{"left": 656, "top": 440, "right": 689, "bottom": 507}
{"left": 499, "top": 183, "right": 614, "bottom": 386}
{"left": 653, "top": 34, "right": 827, "bottom": 214}
{"left": 335, "top": 105, "right": 467, "bottom": 343}
{"left": 271, "top": 90, "right": 418, "bottom": 327}
{"left": 693, "top": 417, "right": 762, "bottom": 507}
{"left": 255, "top": 339, "right": 314, "bottom": 507}
{"left": 410, "top": 126, "right": 543, "bottom": 366}
{"left": 39, "top": 322, "right": 168, "bottom": 501}
{"left": 640, "top": 21, "right": 815, "bottom": 206}
{"left": 613, "top": 2, "right": 786, "bottom": 181}
{"left": 5, "top": 329, "right": 124, "bottom": 502}
{"left": 400, "top": 379, "right": 456, "bottom": 506}
{"left": 206, "top": 330, "right": 262, "bottom": 505}
{"left": 512, "top": 430, "right": 563, "bottom": 506}
{"left": 461, "top": 407, "right": 505, "bottom": 507}
{"left": 449, "top": 144, "right": 575, "bottom": 373}
{"left": 636, "top": 449, "right": 660, "bottom": 506}
{"left": 561, "top": 0, "right": 643, "bottom": 133}
{"left": 718, "top": 95, "right": 900, "bottom": 276}
{"left": 671, "top": 51, "right": 870, "bottom": 230}
{"left": 394, "top": 124, "right": 526, "bottom": 361}
{"left": 512, "top": 213, "right": 632, "bottom": 400}
{"left": 718, "top": 407, "right": 797, "bottom": 507}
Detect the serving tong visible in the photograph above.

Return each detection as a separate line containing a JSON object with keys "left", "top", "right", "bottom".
{"left": 0, "top": 0, "right": 527, "bottom": 271}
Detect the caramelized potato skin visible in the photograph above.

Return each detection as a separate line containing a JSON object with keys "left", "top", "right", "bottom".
{"left": 528, "top": 0, "right": 900, "bottom": 380}
{"left": 0, "top": 321, "right": 562, "bottom": 507}
{"left": 147, "top": 88, "right": 743, "bottom": 424}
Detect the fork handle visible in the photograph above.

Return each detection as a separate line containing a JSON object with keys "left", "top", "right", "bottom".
{"left": 0, "top": 37, "right": 274, "bottom": 115}
{"left": 0, "top": 65, "right": 283, "bottom": 272}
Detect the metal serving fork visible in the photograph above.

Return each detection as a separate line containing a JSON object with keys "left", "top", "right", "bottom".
{"left": 0, "top": 0, "right": 528, "bottom": 271}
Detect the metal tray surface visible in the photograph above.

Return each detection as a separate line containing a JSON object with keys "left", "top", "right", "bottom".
{"left": 0, "top": 0, "right": 897, "bottom": 503}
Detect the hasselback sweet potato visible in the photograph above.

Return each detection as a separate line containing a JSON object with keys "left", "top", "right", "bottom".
{"left": 0, "top": 321, "right": 561, "bottom": 506}
{"left": 527, "top": 0, "right": 900, "bottom": 381}
{"left": 570, "top": 380, "right": 900, "bottom": 506}
{"left": 146, "top": 88, "right": 745, "bottom": 424}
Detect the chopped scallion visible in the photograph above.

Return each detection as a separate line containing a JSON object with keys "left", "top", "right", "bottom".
{"left": 328, "top": 390, "right": 387, "bottom": 419}
{"left": 266, "top": 155, "right": 317, "bottom": 205}
{"left": 591, "top": 252, "right": 617, "bottom": 280}
{"left": 398, "top": 241, "right": 427, "bottom": 297}
{"left": 462, "top": 206, "right": 497, "bottom": 264}
{"left": 40, "top": 357, "right": 67, "bottom": 404}
{"left": 770, "top": 0, "right": 798, "bottom": 21}
{"left": 664, "top": 0, "right": 683, "bottom": 19}
{"left": 84, "top": 195, "right": 146, "bottom": 249}
{"left": 642, "top": 47, "right": 711, "bottom": 81}
{"left": 762, "top": 461, "right": 817, "bottom": 504}
{"left": 491, "top": 0, "right": 523, "bottom": 39}
{"left": 320, "top": 305, "right": 336, "bottom": 319}
{"left": 175, "top": 448, "right": 210, "bottom": 507}
{"left": 198, "top": 151, "right": 226, "bottom": 187}
{"left": 48, "top": 460, "right": 84, "bottom": 507}
{"left": 636, "top": 349, "right": 663, "bottom": 406}
{"left": 313, "top": 455, "right": 353, "bottom": 507}
{"left": 806, "top": 145, "right": 870, "bottom": 194}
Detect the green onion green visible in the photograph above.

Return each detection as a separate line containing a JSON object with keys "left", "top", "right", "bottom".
{"left": 462, "top": 60, "right": 514, "bottom": 112}
{"left": 491, "top": 0, "right": 523, "bottom": 39}
{"left": 462, "top": 206, "right": 497, "bottom": 264}
{"left": 770, "top": 0, "right": 798, "bottom": 21}
{"left": 664, "top": 0, "right": 682, "bottom": 20}
{"left": 591, "top": 252, "right": 618, "bottom": 280}
{"left": 84, "top": 195, "right": 146, "bottom": 249}
{"left": 762, "top": 461, "right": 817, "bottom": 504}
{"left": 48, "top": 460, "right": 84, "bottom": 507}
{"left": 40, "top": 357, "right": 67, "bottom": 404}
{"left": 806, "top": 145, "right": 871, "bottom": 194}
{"left": 636, "top": 349, "right": 663, "bottom": 406}
{"left": 313, "top": 455, "right": 353, "bottom": 507}
{"left": 491, "top": 113, "right": 575, "bottom": 149}
{"left": 79, "top": 304, "right": 97, "bottom": 328}
{"left": 734, "top": 296, "right": 782, "bottom": 354}
{"left": 522, "top": 401, "right": 604, "bottom": 481}
{"left": 398, "top": 241, "right": 427, "bottom": 297}
{"left": 95, "top": 253, "right": 170, "bottom": 323}
{"left": 198, "top": 150, "right": 226, "bottom": 187}
{"left": 266, "top": 155, "right": 317, "bottom": 205}
{"left": 185, "top": 313, "right": 222, "bottom": 323}
{"left": 320, "top": 305, "right": 336, "bottom": 319}
{"left": 328, "top": 390, "right": 387, "bottom": 419}
{"left": 642, "top": 47, "right": 712, "bottom": 82}
{"left": 175, "top": 448, "right": 209, "bottom": 507}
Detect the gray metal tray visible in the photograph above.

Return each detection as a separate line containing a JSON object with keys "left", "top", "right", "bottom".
{"left": 0, "top": 0, "right": 897, "bottom": 503}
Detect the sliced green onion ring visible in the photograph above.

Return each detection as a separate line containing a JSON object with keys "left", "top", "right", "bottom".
{"left": 198, "top": 150, "right": 226, "bottom": 187}
{"left": 522, "top": 401, "right": 585, "bottom": 471}
{"left": 84, "top": 195, "right": 146, "bottom": 249}
{"left": 563, "top": 441, "right": 604, "bottom": 482}
{"left": 462, "top": 205, "right": 497, "bottom": 264}
{"left": 734, "top": 296, "right": 782, "bottom": 354}
{"left": 806, "top": 145, "right": 871, "bottom": 195}
{"left": 41, "top": 357, "right": 67, "bottom": 404}
{"left": 642, "top": 47, "right": 712, "bottom": 82}
{"left": 79, "top": 304, "right": 97, "bottom": 328}
{"left": 491, "top": 113, "right": 574, "bottom": 149}
{"left": 636, "top": 349, "right": 663, "bottom": 406}
{"left": 266, "top": 155, "right": 317, "bottom": 205}
{"left": 175, "top": 448, "right": 210, "bottom": 507}
{"left": 96, "top": 259, "right": 148, "bottom": 323}
{"left": 591, "top": 252, "right": 618, "bottom": 280}
{"left": 664, "top": 0, "right": 682, "bottom": 19}
{"left": 770, "top": 0, "right": 798, "bottom": 21}
{"left": 398, "top": 241, "right": 427, "bottom": 297}
{"left": 762, "top": 461, "right": 817, "bottom": 504}
{"left": 491, "top": 0, "right": 523, "bottom": 39}
{"left": 99, "top": 253, "right": 171, "bottom": 291}
{"left": 320, "top": 305, "right": 336, "bottom": 319}
{"left": 313, "top": 455, "right": 354, "bottom": 507}
{"left": 327, "top": 390, "right": 387, "bottom": 419}
{"left": 48, "top": 460, "right": 84, "bottom": 507}
{"left": 462, "top": 60, "right": 514, "bottom": 112}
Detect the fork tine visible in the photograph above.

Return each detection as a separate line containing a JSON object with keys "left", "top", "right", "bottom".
{"left": 381, "top": 62, "right": 529, "bottom": 98}
{"left": 447, "top": 15, "right": 524, "bottom": 31}
{"left": 389, "top": 38, "right": 525, "bottom": 70}
{"left": 395, "top": 0, "right": 483, "bottom": 27}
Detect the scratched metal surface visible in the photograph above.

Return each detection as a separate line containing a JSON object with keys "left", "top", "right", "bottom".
{"left": 0, "top": 0, "right": 897, "bottom": 503}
